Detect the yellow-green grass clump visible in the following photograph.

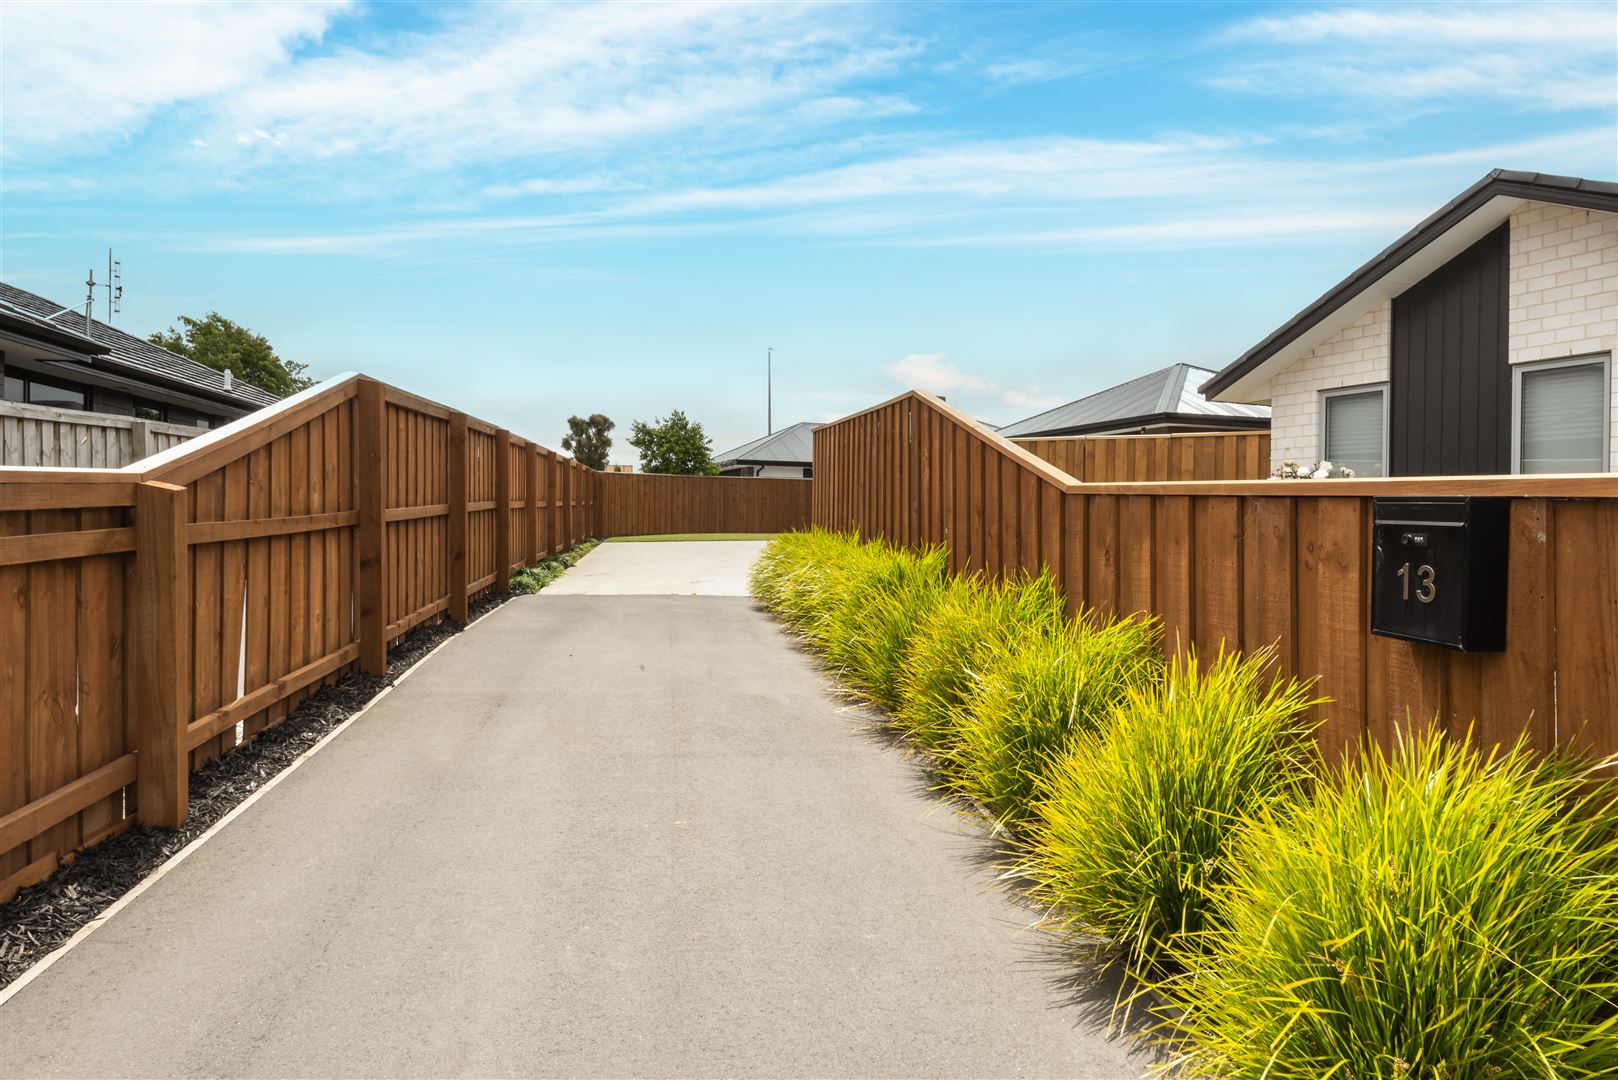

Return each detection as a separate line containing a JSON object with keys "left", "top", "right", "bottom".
{"left": 1162, "top": 728, "right": 1618, "bottom": 1079}
{"left": 947, "top": 612, "right": 1164, "bottom": 832}
{"left": 892, "top": 569, "right": 1067, "bottom": 761}
{"left": 1025, "top": 649, "right": 1321, "bottom": 982}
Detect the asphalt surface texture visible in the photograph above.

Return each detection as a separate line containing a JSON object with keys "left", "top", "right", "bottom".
{"left": 0, "top": 542, "right": 1148, "bottom": 1078}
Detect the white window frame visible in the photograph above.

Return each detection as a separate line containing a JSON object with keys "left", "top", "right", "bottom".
{"left": 1511, "top": 353, "right": 1612, "bottom": 475}
{"left": 1319, "top": 383, "right": 1389, "bottom": 476}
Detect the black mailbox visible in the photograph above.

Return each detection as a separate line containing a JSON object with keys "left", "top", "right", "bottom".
{"left": 1371, "top": 497, "right": 1509, "bottom": 651}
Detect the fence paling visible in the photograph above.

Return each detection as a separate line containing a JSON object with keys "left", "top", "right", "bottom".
{"left": 0, "top": 371, "right": 807, "bottom": 901}
{"left": 811, "top": 389, "right": 1618, "bottom": 763}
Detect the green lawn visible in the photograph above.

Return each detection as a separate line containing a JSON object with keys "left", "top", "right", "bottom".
{"left": 605, "top": 533, "right": 778, "bottom": 542}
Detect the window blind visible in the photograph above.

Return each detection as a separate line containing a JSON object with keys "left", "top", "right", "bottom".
{"left": 1324, "top": 390, "right": 1385, "bottom": 476}
{"left": 1520, "top": 361, "right": 1606, "bottom": 473}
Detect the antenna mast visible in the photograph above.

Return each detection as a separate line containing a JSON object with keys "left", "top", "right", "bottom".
{"left": 105, "top": 249, "right": 122, "bottom": 323}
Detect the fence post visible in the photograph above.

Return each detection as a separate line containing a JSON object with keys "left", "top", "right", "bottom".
{"left": 132, "top": 480, "right": 189, "bottom": 828}
{"left": 129, "top": 419, "right": 152, "bottom": 462}
{"left": 356, "top": 378, "right": 388, "bottom": 676}
{"left": 527, "top": 443, "right": 541, "bottom": 564}
{"left": 495, "top": 428, "right": 512, "bottom": 591}
{"left": 447, "top": 411, "right": 469, "bottom": 621}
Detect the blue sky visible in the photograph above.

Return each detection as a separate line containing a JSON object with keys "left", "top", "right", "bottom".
{"left": 3, "top": 1, "right": 1614, "bottom": 462}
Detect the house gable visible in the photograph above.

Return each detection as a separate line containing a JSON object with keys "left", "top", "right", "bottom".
{"left": 1241, "top": 179, "right": 1616, "bottom": 475}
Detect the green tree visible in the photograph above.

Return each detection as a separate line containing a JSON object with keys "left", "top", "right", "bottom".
{"left": 150, "top": 312, "right": 313, "bottom": 397}
{"left": 628, "top": 410, "right": 720, "bottom": 475}
{"left": 561, "top": 413, "right": 614, "bottom": 470}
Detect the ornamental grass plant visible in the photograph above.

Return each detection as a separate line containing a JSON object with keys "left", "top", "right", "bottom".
{"left": 946, "top": 612, "right": 1164, "bottom": 833}
{"left": 892, "top": 569, "right": 1067, "bottom": 761}
{"left": 748, "top": 528, "right": 865, "bottom": 642}
{"left": 1161, "top": 728, "right": 1618, "bottom": 1080}
{"left": 817, "top": 543, "right": 948, "bottom": 711}
{"left": 1025, "top": 649, "right": 1321, "bottom": 983}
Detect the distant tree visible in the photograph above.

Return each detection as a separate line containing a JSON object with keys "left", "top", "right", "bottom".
{"left": 561, "top": 413, "right": 615, "bottom": 470}
{"left": 628, "top": 410, "right": 720, "bottom": 475}
{"left": 150, "top": 312, "right": 313, "bottom": 397}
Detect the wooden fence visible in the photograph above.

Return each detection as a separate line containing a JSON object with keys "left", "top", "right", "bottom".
{"left": 813, "top": 390, "right": 1618, "bottom": 764}
{"left": 1, "top": 401, "right": 199, "bottom": 467}
{"left": 0, "top": 372, "right": 808, "bottom": 902}
{"left": 597, "top": 471, "right": 812, "bottom": 537}
{"left": 1013, "top": 430, "right": 1270, "bottom": 483}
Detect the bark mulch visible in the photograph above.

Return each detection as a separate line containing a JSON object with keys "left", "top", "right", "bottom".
{"left": 0, "top": 591, "right": 515, "bottom": 991}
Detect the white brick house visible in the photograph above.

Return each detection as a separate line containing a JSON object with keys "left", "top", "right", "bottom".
{"left": 1203, "top": 172, "right": 1617, "bottom": 477}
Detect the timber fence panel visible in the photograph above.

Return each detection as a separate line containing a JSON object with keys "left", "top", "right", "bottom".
{"left": 594, "top": 472, "right": 811, "bottom": 537}
{"left": 1014, "top": 431, "right": 1270, "bottom": 483}
{"left": 0, "top": 402, "right": 199, "bottom": 468}
{"left": 811, "top": 389, "right": 1618, "bottom": 763}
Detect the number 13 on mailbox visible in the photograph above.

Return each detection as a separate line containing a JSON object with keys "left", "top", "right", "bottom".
{"left": 1371, "top": 497, "right": 1509, "bottom": 652}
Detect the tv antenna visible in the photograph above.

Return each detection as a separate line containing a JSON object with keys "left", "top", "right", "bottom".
{"left": 104, "top": 249, "right": 123, "bottom": 322}
{"left": 42, "top": 249, "right": 122, "bottom": 339}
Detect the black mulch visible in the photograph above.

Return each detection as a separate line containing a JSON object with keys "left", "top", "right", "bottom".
{"left": 0, "top": 591, "right": 515, "bottom": 990}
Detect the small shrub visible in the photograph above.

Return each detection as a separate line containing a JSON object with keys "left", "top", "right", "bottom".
{"left": 508, "top": 539, "right": 600, "bottom": 594}
{"left": 894, "top": 569, "right": 1066, "bottom": 760}
{"left": 948, "top": 612, "right": 1163, "bottom": 832}
{"left": 1025, "top": 649, "right": 1320, "bottom": 981}
{"left": 1163, "top": 729, "right": 1618, "bottom": 1079}
{"left": 819, "top": 543, "right": 948, "bottom": 711}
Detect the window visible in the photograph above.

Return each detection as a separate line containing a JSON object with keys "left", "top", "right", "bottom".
{"left": 1321, "top": 385, "right": 1387, "bottom": 477}
{"left": 2, "top": 374, "right": 23, "bottom": 402}
{"left": 25, "top": 377, "right": 86, "bottom": 410}
{"left": 1515, "top": 355, "right": 1610, "bottom": 474}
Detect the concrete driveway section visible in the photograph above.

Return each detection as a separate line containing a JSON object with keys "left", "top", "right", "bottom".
{"left": 0, "top": 592, "right": 1150, "bottom": 1078}
{"left": 544, "top": 540, "right": 766, "bottom": 596}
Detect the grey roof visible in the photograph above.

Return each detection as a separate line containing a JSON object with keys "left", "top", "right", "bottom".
{"left": 0, "top": 281, "right": 282, "bottom": 409}
{"left": 997, "top": 364, "right": 1270, "bottom": 439}
{"left": 717, "top": 421, "right": 821, "bottom": 466}
{"left": 1202, "top": 170, "right": 1618, "bottom": 400}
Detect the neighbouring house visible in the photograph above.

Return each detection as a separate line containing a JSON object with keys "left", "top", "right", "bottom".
{"left": 1202, "top": 170, "right": 1618, "bottom": 477}
{"left": 996, "top": 363, "right": 1270, "bottom": 439}
{"left": 0, "top": 280, "right": 279, "bottom": 429}
{"left": 716, "top": 421, "right": 820, "bottom": 477}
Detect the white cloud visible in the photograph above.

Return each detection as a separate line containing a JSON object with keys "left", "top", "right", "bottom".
{"left": 1, "top": 1, "right": 346, "bottom": 158}
{"left": 1216, "top": 3, "right": 1618, "bottom": 111}
{"left": 889, "top": 353, "right": 998, "bottom": 395}
{"left": 1000, "top": 386, "right": 1065, "bottom": 411}
{"left": 886, "top": 353, "right": 1059, "bottom": 414}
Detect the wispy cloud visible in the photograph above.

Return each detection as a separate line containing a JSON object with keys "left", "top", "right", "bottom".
{"left": 1215, "top": 3, "right": 1618, "bottom": 111}
{"left": 887, "top": 353, "right": 1061, "bottom": 414}
{"left": 187, "top": 124, "right": 1617, "bottom": 257}
{"left": 1, "top": 1, "right": 347, "bottom": 159}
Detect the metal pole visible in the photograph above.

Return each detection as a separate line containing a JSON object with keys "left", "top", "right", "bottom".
{"left": 767, "top": 347, "right": 773, "bottom": 435}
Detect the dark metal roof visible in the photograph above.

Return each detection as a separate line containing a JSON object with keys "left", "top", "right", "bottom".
{"left": 997, "top": 364, "right": 1270, "bottom": 438}
{"left": 0, "top": 301, "right": 109, "bottom": 357}
{"left": 0, "top": 281, "right": 282, "bottom": 409}
{"left": 1201, "top": 170, "right": 1618, "bottom": 400}
{"left": 717, "top": 421, "right": 821, "bottom": 465}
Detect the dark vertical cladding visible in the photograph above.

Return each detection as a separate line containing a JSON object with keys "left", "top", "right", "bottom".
{"left": 1390, "top": 224, "right": 1510, "bottom": 476}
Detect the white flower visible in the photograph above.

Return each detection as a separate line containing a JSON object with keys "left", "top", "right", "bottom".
{"left": 1310, "top": 466, "right": 1331, "bottom": 479}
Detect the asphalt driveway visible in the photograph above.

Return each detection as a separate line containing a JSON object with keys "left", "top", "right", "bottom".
{"left": 0, "top": 543, "right": 1146, "bottom": 1078}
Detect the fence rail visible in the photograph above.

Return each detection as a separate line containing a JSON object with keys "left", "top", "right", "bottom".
{"left": 813, "top": 390, "right": 1618, "bottom": 765}
{"left": 1, "top": 401, "right": 199, "bottom": 467}
{"left": 0, "top": 372, "right": 808, "bottom": 902}
{"left": 1013, "top": 430, "right": 1269, "bottom": 482}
